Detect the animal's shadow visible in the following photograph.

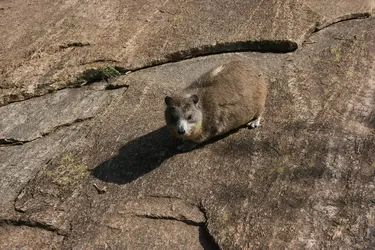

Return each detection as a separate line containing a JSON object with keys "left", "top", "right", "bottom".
{"left": 91, "top": 127, "right": 181, "bottom": 184}
{"left": 91, "top": 126, "right": 244, "bottom": 185}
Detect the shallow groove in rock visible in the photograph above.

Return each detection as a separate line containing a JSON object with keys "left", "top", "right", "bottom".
{"left": 316, "top": 12, "right": 372, "bottom": 31}
{"left": 0, "top": 218, "right": 68, "bottom": 236}
{"left": 40, "top": 117, "right": 94, "bottom": 137}
{"left": 301, "top": 12, "right": 373, "bottom": 45}
{"left": 13, "top": 157, "right": 52, "bottom": 214}
{"left": 0, "top": 117, "right": 93, "bottom": 147}
{"left": 0, "top": 85, "right": 66, "bottom": 108}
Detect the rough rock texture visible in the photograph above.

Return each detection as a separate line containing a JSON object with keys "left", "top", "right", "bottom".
{"left": 0, "top": 1, "right": 375, "bottom": 249}
{"left": 0, "top": 88, "right": 114, "bottom": 143}
{"left": 0, "top": 224, "right": 64, "bottom": 250}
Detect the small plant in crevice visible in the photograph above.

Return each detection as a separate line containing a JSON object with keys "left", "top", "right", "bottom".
{"left": 71, "top": 66, "right": 129, "bottom": 87}
{"left": 45, "top": 152, "right": 88, "bottom": 187}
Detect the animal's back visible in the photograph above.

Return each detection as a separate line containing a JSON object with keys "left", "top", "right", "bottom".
{"left": 185, "top": 60, "right": 267, "bottom": 138}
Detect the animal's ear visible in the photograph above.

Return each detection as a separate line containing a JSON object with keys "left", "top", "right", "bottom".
{"left": 190, "top": 94, "right": 199, "bottom": 105}
{"left": 165, "top": 96, "right": 173, "bottom": 106}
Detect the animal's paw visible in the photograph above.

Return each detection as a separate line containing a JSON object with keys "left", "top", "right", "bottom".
{"left": 247, "top": 117, "right": 261, "bottom": 129}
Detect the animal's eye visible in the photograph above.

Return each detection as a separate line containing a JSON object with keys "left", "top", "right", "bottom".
{"left": 187, "top": 115, "right": 193, "bottom": 120}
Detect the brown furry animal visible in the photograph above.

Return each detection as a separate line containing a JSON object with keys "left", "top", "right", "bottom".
{"left": 164, "top": 60, "right": 267, "bottom": 151}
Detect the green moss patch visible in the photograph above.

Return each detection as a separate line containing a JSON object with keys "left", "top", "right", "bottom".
{"left": 46, "top": 153, "right": 88, "bottom": 187}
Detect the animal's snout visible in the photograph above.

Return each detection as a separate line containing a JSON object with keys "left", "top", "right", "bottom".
{"left": 177, "top": 127, "right": 186, "bottom": 135}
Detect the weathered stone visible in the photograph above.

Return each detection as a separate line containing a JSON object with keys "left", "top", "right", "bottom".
{"left": 91, "top": 18, "right": 374, "bottom": 249}
{"left": 0, "top": 2, "right": 375, "bottom": 249}
{"left": 0, "top": 122, "right": 90, "bottom": 215}
{"left": 0, "top": 86, "right": 126, "bottom": 216}
{"left": 0, "top": 88, "right": 114, "bottom": 142}
{"left": 0, "top": 224, "right": 64, "bottom": 250}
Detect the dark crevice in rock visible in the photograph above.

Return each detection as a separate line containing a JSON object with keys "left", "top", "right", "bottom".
{"left": 0, "top": 218, "right": 69, "bottom": 236}
{"left": 135, "top": 214, "right": 220, "bottom": 250}
{"left": 123, "top": 40, "right": 297, "bottom": 74}
{"left": 133, "top": 40, "right": 297, "bottom": 72}
{"left": 199, "top": 222, "right": 221, "bottom": 250}
{"left": 0, "top": 117, "right": 93, "bottom": 147}
{"left": 163, "top": 40, "right": 298, "bottom": 60}
{"left": 0, "top": 138, "right": 25, "bottom": 146}
{"left": 197, "top": 204, "right": 221, "bottom": 250}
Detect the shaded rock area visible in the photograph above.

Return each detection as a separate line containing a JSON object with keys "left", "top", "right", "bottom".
{"left": 0, "top": 1, "right": 375, "bottom": 249}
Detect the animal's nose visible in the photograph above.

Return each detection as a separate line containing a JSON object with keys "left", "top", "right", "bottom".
{"left": 177, "top": 127, "right": 185, "bottom": 135}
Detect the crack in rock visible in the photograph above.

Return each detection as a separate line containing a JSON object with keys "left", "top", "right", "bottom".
{"left": 134, "top": 213, "right": 220, "bottom": 250}
{"left": 135, "top": 214, "right": 203, "bottom": 226}
{"left": 0, "top": 218, "right": 69, "bottom": 236}
{"left": 115, "top": 197, "right": 220, "bottom": 249}
{"left": 0, "top": 138, "right": 25, "bottom": 146}
{"left": 0, "top": 117, "right": 93, "bottom": 147}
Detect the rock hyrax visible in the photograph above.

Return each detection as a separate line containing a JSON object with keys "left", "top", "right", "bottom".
{"left": 164, "top": 60, "right": 267, "bottom": 151}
